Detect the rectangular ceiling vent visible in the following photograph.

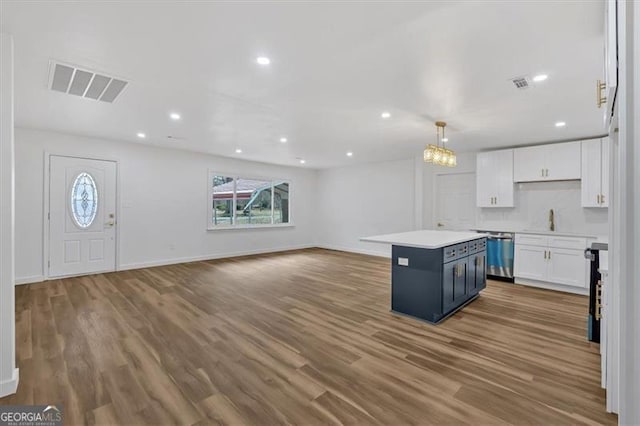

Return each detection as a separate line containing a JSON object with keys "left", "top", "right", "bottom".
{"left": 511, "top": 76, "right": 530, "bottom": 89}
{"left": 48, "top": 61, "right": 129, "bottom": 103}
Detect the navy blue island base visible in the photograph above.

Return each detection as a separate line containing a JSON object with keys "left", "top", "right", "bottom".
{"left": 390, "top": 238, "right": 487, "bottom": 324}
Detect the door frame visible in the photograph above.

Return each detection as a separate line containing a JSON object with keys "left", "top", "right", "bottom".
{"left": 431, "top": 171, "right": 477, "bottom": 230}
{"left": 43, "top": 152, "right": 120, "bottom": 281}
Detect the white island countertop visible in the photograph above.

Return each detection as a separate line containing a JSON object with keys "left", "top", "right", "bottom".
{"left": 361, "top": 230, "right": 486, "bottom": 250}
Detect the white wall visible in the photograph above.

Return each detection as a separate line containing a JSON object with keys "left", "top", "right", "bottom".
{"left": 315, "top": 150, "right": 609, "bottom": 259}
{"left": 0, "top": 33, "right": 19, "bottom": 398}
{"left": 424, "top": 151, "right": 609, "bottom": 237}
{"left": 479, "top": 181, "right": 609, "bottom": 236}
{"left": 315, "top": 158, "right": 417, "bottom": 257}
{"left": 15, "top": 127, "right": 318, "bottom": 283}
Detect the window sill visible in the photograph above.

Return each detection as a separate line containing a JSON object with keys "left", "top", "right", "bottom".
{"left": 207, "top": 223, "right": 295, "bottom": 231}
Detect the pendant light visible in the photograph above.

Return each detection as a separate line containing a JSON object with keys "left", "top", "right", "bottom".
{"left": 423, "top": 121, "right": 457, "bottom": 167}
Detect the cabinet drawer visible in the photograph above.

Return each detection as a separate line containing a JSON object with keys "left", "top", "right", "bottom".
{"left": 468, "top": 238, "right": 487, "bottom": 254}
{"left": 443, "top": 242, "right": 469, "bottom": 263}
{"left": 547, "top": 237, "right": 588, "bottom": 250}
{"left": 515, "top": 234, "right": 549, "bottom": 247}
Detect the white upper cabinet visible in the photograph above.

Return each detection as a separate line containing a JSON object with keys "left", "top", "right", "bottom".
{"left": 601, "top": 0, "right": 618, "bottom": 125}
{"left": 581, "top": 138, "right": 609, "bottom": 208}
{"left": 513, "top": 141, "right": 581, "bottom": 182}
{"left": 476, "top": 149, "right": 514, "bottom": 208}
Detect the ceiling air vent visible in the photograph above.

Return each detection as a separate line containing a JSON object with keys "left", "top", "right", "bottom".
{"left": 49, "top": 61, "right": 129, "bottom": 103}
{"left": 511, "top": 76, "right": 530, "bottom": 89}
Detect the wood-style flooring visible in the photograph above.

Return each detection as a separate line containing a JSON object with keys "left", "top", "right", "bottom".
{"left": 1, "top": 248, "right": 616, "bottom": 425}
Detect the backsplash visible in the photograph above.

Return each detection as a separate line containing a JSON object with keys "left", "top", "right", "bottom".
{"left": 478, "top": 180, "right": 609, "bottom": 236}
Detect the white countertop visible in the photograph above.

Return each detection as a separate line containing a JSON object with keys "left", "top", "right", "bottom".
{"left": 361, "top": 230, "right": 486, "bottom": 249}
{"left": 469, "top": 227, "right": 601, "bottom": 239}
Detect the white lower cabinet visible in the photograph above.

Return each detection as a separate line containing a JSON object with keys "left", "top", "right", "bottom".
{"left": 514, "top": 245, "right": 547, "bottom": 281}
{"left": 514, "top": 234, "right": 589, "bottom": 292}
{"left": 547, "top": 248, "right": 588, "bottom": 287}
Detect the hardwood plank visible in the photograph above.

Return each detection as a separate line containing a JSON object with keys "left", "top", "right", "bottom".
{"left": 1, "top": 248, "right": 616, "bottom": 425}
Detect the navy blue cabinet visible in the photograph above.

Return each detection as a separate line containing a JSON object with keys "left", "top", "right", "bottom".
{"left": 391, "top": 238, "right": 486, "bottom": 324}
{"left": 443, "top": 258, "right": 470, "bottom": 313}
{"left": 467, "top": 252, "right": 487, "bottom": 295}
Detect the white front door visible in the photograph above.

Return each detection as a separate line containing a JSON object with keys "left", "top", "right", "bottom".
{"left": 49, "top": 155, "right": 117, "bottom": 278}
{"left": 434, "top": 173, "right": 476, "bottom": 230}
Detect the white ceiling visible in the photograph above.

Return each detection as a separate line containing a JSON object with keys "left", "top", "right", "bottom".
{"left": 1, "top": 1, "right": 606, "bottom": 169}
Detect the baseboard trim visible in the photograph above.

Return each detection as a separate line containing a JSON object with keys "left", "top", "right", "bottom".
{"left": 514, "top": 277, "right": 589, "bottom": 295}
{"left": 316, "top": 244, "right": 391, "bottom": 258}
{"left": 15, "top": 275, "right": 44, "bottom": 285}
{"left": 0, "top": 368, "right": 19, "bottom": 398}
{"left": 119, "top": 244, "right": 316, "bottom": 271}
{"left": 17, "top": 244, "right": 385, "bottom": 284}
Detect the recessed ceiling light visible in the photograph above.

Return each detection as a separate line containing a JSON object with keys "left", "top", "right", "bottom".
{"left": 442, "top": 138, "right": 449, "bottom": 142}
{"left": 235, "top": 148, "right": 243, "bottom": 154}
{"left": 170, "top": 112, "right": 181, "bottom": 120}
{"left": 136, "top": 132, "right": 146, "bottom": 139}
{"left": 346, "top": 152, "right": 353, "bottom": 157}
{"left": 533, "top": 74, "right": 548, "bottom": 82}
{"left": 280, "top": 137, "right": 288, "bottom": 143}
{"left": 555, "top": 121, "right": 566, "bottom": 127}
{"left": 299, "top": 159, "right": 306, "bottom": 164}
{"left": 381, "top": 111, "right": 391, "bottom": 119}
{"left": 256, "top": 57, "right": 271, "bottom": 65}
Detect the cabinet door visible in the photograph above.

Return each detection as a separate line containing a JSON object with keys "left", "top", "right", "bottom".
{"left": 514, "top": 244, "right": 547, "bottom": 281}
{"left": 477, "top": 149, "right": 514, "bottom": 208}
{"left": 601, "top": 138, "right": 610, "bottom": 207}
{"left": 476, "top": 152, "right": 495, "bottom": 208}
{"left": 545, "top": 141, "right": 581, "bottom": 181}
{"left": 581, "top": 139, "right": 603, "bottom": 207}
{"left": 467, "top": 252, "right": 486, "bottom": 295}
{"left": 547, "top": 248, "right": 588, "bottom": 288}
{"left": 514, "top": 146, "right": 546, "bottom": 182}
{"left": 494, "top": 149, "right": 514, "bottom": 207}
{"left": 443, "top": 259, "right": 469, "bottom": 312}
{"left": 604, "top": 0, "right": 618, "bottom": 123}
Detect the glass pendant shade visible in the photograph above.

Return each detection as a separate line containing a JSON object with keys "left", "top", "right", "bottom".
{"left": 423, "top": 121, "right": 457, "bottom": 167}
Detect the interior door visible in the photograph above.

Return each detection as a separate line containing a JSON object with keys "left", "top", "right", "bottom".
{"left": 434, "top": 173, "right": 476, "bottom": 230}
{"left": 49, "top": 156, "right": 117, "bottom": 278}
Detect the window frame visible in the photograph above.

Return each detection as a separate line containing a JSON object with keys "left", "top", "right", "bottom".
{"left": 207, "top": 170, "right": 293, "bottom": 231}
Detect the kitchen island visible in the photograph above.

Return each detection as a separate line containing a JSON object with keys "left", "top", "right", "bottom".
{"left": 362, "top": 230, "right": 487, "bottom": 324}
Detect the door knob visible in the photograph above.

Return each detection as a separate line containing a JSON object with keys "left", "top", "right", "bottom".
{"left": 437, "top": 222, "right": 444, "bottom": 227}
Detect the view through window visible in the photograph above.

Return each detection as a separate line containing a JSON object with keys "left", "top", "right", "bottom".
{"left": 209, "top": 173, "right": 290, "bottom": 228}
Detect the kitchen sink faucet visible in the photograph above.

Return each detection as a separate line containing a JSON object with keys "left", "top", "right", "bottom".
{"left": 549, "top": 209, "right": 555, "bottom": 232}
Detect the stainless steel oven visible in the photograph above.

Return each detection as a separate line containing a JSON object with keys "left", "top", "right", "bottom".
{"left": 477, "top": 231, "right": 514, "bottom": 280}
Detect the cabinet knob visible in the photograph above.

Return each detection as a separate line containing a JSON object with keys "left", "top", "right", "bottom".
{"left": 601, "top": 194, "right": 605, "bottom": 204}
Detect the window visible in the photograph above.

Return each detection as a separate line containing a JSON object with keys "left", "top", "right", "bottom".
{"left": 208, "top": 172, "right": 291, "bottom": 229}
{"left": 71, "top": 172, "right": 98, "bottom": 228}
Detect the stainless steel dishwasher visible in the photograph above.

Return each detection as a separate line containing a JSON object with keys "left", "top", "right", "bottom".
{"left": 477, "top": 231, "right": 514, "bottom": 281}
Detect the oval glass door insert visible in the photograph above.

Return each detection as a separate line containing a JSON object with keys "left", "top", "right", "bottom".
{"left": 71, "top": 172, "right": 98, "bottom": 228}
